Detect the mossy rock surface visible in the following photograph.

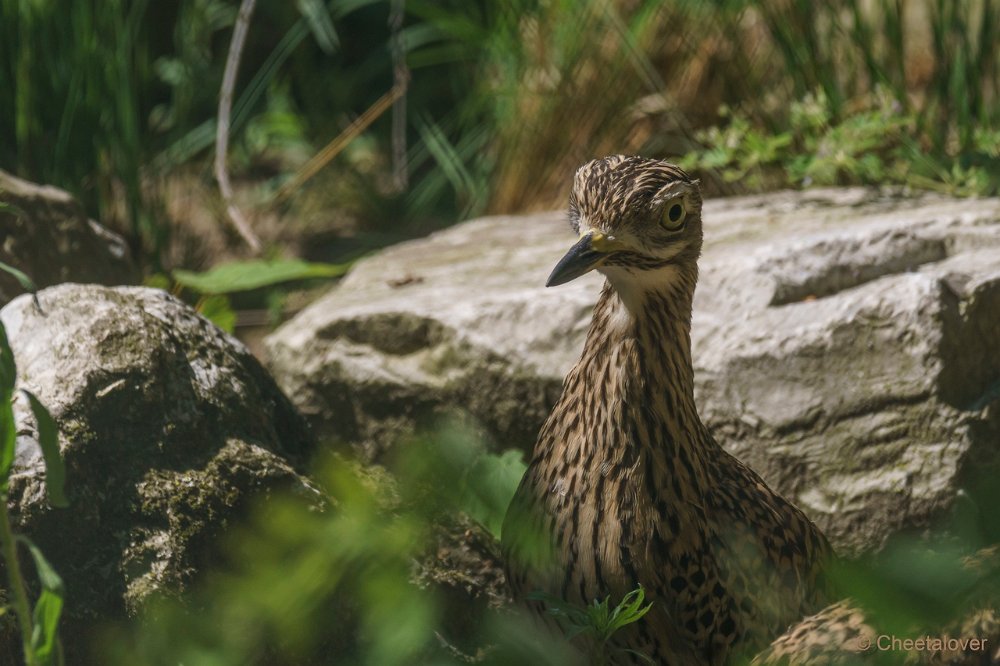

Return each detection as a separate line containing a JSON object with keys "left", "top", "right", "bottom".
{"left": 0, "top": 284, "right": 317, "bottom": 664}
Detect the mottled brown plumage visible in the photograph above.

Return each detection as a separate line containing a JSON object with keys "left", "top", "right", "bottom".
{"left": 501, "top": 155, "right": 833, "bottom": 665}
{"left": 753, "top": 546, "right": 1000, "bottom": 665}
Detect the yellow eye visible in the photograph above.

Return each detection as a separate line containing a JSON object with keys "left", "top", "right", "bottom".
{"left": 662, "top": 200, "right": 686, "bottom": 230}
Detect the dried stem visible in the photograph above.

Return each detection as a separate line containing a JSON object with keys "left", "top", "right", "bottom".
{"left": 271, "top": 84, "right": 406, "bottom": 205}
{"left": 215, "top": 0, "right": 262, "bottom": 254}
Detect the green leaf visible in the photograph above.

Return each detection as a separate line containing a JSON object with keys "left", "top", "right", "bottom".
{"left": 527, "top": 586, "right": 653, "bottom": 649}
{"left": 197, "top": 294, "right": 237, "bottom": 334}
{"left": 460, "top": 449, "right": 527, "bottom": 538}
{"left": 143, "top": 273, "right": 172, "bottom": 291}
{"left": 604, "top": 586, "right": 652, "bottom": 635}
{"left": 0, "top": 260, "right": 37, "bottom": 295}
{"left": 0, "top": 318, "right": 15, "bottom": 399}
{"left": 30, "top": 590, "right": 63, "bottom": 665}
{"left": 19, "top": 537, "right": 64, "bottom": 665}
{"left": 0, "top": 321, "right": 17, "bottom": 488}
{"left": 172, "top": 258, "right": 351, "bottom": 295}
{"left": 18, "top": 536, "right": 65, "bottom": 600}
{"left": 22, "top": 390, "right": 68, "bottom": 508}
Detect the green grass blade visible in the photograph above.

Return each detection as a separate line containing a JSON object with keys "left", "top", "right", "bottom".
{"left": 0, "top": 400, "right": 13, "bottom": 490}
{"left": 296, "top": 0, "right": 339, "bottom": 53}
{"left": 414, "top": 114, "right": 477, "bottom": 207}
{"left": 21, "top": 390, "right": 67, "bottom": 508}
{"left": 231, "top": 21, "right": 310, "bottom": 139}
{"left": 0, "top": 260, "right": 38, "bottom": 295}
{"left": 151, "top": 119, "right": 217, "bottom": 171}
{"left": 0, "top": 320, "right": 16, "bottom": 489}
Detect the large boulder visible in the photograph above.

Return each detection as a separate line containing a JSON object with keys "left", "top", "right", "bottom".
{"left": 1, "top": 285, "right": 316, "bottom": 664}
{"left": 265, "top": 188, "right": 1000, "bottom": 556}
{"left": 0, "top": 170, "right": 136, "bottom": 306}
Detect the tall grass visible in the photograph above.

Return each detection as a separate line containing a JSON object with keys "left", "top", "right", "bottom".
{"left": 2, "top": 1, "right": 998, "bottom": 272}
{"left": 405, "top": 0, "right": 739, "bottom": 212}
{"left": 0, "top": 0, "right": 157, "bottom": 246}
{"left": 749, "top": 0, "right": 1000, "bottom": 150}
{"left": 672, "top": 0, "right": 1000, "bottom": 193}
{"left": 0, "top": 0, "right": 382, "bottom": 266}
{"left": 405, "top": 0, "right": 1000, "bottom": 209}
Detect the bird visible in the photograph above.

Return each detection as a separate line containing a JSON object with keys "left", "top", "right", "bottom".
{"left": 751, "top": 546, "right": 1000, "bottom": 665}
{"left": 501, "top": 155, "right": 834, "bottom": 665}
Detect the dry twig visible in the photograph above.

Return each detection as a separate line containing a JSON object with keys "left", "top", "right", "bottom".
{"left": 215, "top": 0, "right": 263, "bottom": 253}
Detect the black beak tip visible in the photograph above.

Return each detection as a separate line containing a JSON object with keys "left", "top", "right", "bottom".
{"left": 545, "top": 233, "right": 599, "bottom": 288}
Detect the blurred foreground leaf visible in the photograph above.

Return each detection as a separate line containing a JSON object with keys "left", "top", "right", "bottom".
{"left": 20, "top": 536, "right": 65, "bottom": 665}
{"left": 460, "top": 449, "right": 526, "bottom": 539}
{"left": 102, "top": 426, "right": 576, "bottom": 665}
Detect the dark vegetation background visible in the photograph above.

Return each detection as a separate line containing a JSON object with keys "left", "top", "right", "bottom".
{"left": 4, "top": 1, "right": 998, "bottom": 279}
{"left": 2, "top": 1, "right": 1000, "bottom": 664}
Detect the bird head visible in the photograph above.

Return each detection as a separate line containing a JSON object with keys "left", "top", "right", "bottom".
{"left": 546, "top": 155, "right": 702, "bottom": 295}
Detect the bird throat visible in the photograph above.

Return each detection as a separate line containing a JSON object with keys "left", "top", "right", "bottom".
{"left": 582, "top": 273, "right": 711, "bottom": 493}
{"left": 532, "top": 271, "right": 716, "bottom": 603}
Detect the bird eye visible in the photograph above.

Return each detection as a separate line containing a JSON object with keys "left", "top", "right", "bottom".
{"left": 662, "top": 201, "right": 686, "bottom": 230}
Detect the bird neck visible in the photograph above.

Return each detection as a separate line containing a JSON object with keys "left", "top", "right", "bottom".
{"left": 579, "top": 267, "right": 713, "bottom": 485}
{"left": 591, "top": 266, "right": 699, "bottom": 402}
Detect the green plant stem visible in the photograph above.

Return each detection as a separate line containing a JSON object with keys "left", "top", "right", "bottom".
{"left": 0, "top": 493, "right": 37, "bottom": 666}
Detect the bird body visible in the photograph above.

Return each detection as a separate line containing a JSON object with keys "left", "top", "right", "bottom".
{"left": 502, "top": 156, "right": 832, "bottom": 665}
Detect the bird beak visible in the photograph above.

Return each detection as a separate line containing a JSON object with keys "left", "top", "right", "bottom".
{"left": 546, "top": 231, "right": 620, "bottom": 287}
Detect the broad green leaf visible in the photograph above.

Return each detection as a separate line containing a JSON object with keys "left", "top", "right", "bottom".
{"left": 22, "top": 390, "right": 68, "bottom": 508}
{"left": 460, "top": 449, "right": 527, "bottom": 538}
{"left": 172, "top": 258, "right": 351, "bottom": 295}
{"left": 19, "top": 537, "right": 64, "bottom": 665}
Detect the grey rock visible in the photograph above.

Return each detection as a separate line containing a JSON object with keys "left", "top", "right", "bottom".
{"left": 0, "top": 170, "right": 136, "bottom": 306}
{"left": 0, "top": 284, "right": 316, "bottom": 662}
{"left": 266, "top": 188, "right": 1000, "bottom": 556}
{"left": 267, "top": 209, "right": 599, "bottom": 461}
